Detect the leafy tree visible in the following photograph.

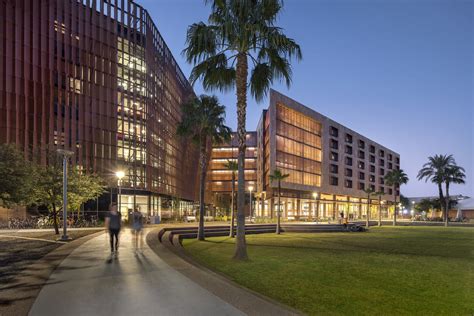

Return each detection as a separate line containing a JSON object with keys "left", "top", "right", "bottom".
{"left": 177, "top": 95, "right": 231, "bottom": 240}
{"left": 414, "top": 198, "right": 436, "bottom": 216}
{"left": 184, "top": 0, "right": 301, "bottom": 260}
{"left": 417, "top": 154, "right": 458, "bottom": 226}
{"left": 385, "top": 169, "right": 409, "bottom": 226}
{"left": 68, "top": 170, "right": 105, "bottom": 219}
{"left": 269, "top": 169, "right": 289, "bottom": 235}
{"left": 363, "top": 188, "right": 375, "bottom": 229}
{"left": 0, "top": 144, "right": 35, "bottom": 208}
{"left": 33, "top": 155, "right": 105, "bottom": 234}
{"left": 224, "top": 159, "right": 238, "bottom": 237}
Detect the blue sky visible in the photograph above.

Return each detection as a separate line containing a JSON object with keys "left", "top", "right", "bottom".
{"left": 136, "top": 0, "right": 473, "bottom": 197}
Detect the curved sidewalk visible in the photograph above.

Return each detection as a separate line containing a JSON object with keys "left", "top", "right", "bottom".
{"left": 29, "top": 229, "right": 244, "bottom": 316}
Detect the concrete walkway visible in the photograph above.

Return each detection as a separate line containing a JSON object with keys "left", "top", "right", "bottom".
{"left": 29, "top": 229, "right": 244, "bottom": 316}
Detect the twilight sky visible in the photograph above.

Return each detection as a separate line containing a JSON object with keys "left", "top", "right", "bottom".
{"left": 135, "top": 0, "right": 473, "bottom": 197}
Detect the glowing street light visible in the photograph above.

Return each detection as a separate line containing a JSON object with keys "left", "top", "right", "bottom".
{"left": 116, "top": 171, "right": 125, "bottom": 213}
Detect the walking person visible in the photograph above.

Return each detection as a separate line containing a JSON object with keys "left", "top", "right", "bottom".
{"left": 105, "top": 203, "right": 122, "bottom": 256}
{"left": 132, "top": 207, "right": 144, "bottom": 252}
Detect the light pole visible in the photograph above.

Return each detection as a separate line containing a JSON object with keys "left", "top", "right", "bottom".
{"left": 116, "top": 171, "right": 125, "bottom": 214}
{"left": 248, "top": 186, "right": 254, "bottom": 221}
{"left": 57, "top": 149, "right": 74, "bottom": 241}
{"left": 312, "top": 192, "right": 319, "bottom": 222}
{"left": 411, "top": 200, "right": 415, "bottom": 220}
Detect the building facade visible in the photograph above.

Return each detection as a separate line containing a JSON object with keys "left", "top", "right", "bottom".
{"left": 206, "top": 132, "right": 257, "bottom": 216}
{"left": 208, "top": 90, "right": 401, "bottom": 220}
{"left": 0, "top": 0, "right": 199, "bottom": 218}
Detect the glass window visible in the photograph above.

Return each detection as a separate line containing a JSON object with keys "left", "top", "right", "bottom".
{"left": 358, "top": 182, "right": 365, "bottom": 190}
{"left": 359, "top": 172, "right": 365, "bottom": 180}
{"left": 370, "top": 145, "right": 375, "bottom": 153}
{"left": 330, "top": 126, "right": 339, "bottom": 137}
{"left": 345, "top": 179, "right": 353, "bottom": 188}
{"left": 358, "top": 140, "right": 365, "bottom": 149}
{"left": 345, "top": 145, "right": 352, "bottom": 155}
{"left": 358, "top": 161, "right": 365, "bottom": 169}
{"left": 345, "top": 168, "right": 353, "bottom": 177}
{"left": 370, "top": 155, "right": 375, "bottom": 163}
{"left": 345, "top": 157, "right": 353, "bottom": 166}
{"left": 330, "top": 176, "right": 338, "bottom": 186}
{"left": 330, "top": 152, "right": 339, "bottom": 161}
{"left": 330, "top": 164, "right": 338, "bottom": 174}
{"left": 345, "top": 133, "right": 353, "bottom": 143}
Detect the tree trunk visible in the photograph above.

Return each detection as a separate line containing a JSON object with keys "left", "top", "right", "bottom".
{"left": 444, "top": 182, "right": 450, "bottom": 227}
{"left": 277, "top": 181, "right": 281, "bottom": 234}
{"left": 233, "top": 53, "right": 248, "bottom": 260}
{"left": 366, "top": 194, "right": 370, "bottom": 229}
{"left": 229, "top": 171, "right": 235, "bottom": 237}
{"left": 437, "top": 182, "right": 445, "bottom": 221}
{"left": 197, "top": 136, "right": 207, "bottom": 241}
{"left": 378, "top": 196, "right": 382, "bottom": 227}
{"left": 52, "top": 203, "right": 59, "bottom": 235}
{"left": 393, "top": 196, "right": 397, "bottom": 226}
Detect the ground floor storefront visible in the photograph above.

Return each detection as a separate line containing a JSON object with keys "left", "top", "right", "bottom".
{"left": 253, "top": 194, "right": 397, "bottom": 221}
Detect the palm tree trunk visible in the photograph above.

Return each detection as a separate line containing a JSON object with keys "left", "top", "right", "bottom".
{"left": 437, "top": 182, "right": 445, "bottom": 221}
{"left": 52, "top": 203, "right": 59, "bottom": 235}
{"left": 444, "top": 182, "right": 450, "bottom": 227}
{"left": 229, "top": 171, "right": 235, "bottom": 237}
{"left": 393, "top": 196, "right": 397, "bottom": 226}
{"left": 197, "top": 137, "right": 207, "bottom": 241}
{"left": 233, "top": 53, "right": 249, "bottom": 260}
{"left": 277, "top": 181, "right": 281, "bottom": 234}
{"left": 366, "top": 195, "right": 370, "bottom": 229}
{"left": 378, "top": 196, "right": 382, "bottom": 227}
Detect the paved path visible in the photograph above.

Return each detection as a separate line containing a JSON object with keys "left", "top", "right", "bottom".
{"left": 29, "top": 229, "right": 244, "bottom": 316}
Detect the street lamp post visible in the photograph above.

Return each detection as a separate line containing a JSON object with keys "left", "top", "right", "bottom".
{"left": 57, "top": 149, "right": 74, "bottom": 241}
{"left": 116, "top": 171, "right": 125, "bottom": 213}
{"left": 411, "top": 200, "right": 415, "bottom": 220}
{"left": 248, "top": 186, "right": 254, "bottom": 221}
{"left": 312, "top": 192, "right": 319, "bottom": 222}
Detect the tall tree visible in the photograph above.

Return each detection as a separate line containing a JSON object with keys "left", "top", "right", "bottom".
{"left": 417, "top": 155, "right": 454, "bottom": 225}
{"left": 177, "top": 95, "right": 231, "bottom": 241}
{"left": 68, "top": 171, "right": 105, "bottom": 220}
{"left": 443, "top": 164, "right": 465, "bottom": 226}
{"left": 373, "top": 191, "right": 384, "bottom": 227}
{"left": 183, "top": 0, "right": 301, "bottom": 260}
{"left": 224, "top": 159, "right": 238, "bottom": 237}
{"left": 0, "top": 144, "right": 35, "bottom": 208}
{"left": 363, "top": 187, "right": 375, "bottom": 229}
{"left": 269, "top": 169, "right": 289, "bottom": 235}
{"left": 385, "top": 169, "right": 409, "bottom": 226}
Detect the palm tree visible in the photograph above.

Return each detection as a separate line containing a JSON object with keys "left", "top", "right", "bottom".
{"left": 269, "top": 169, "right": 289, "bottom": 235}
{"left": 385, "top": 169, "right": 409, "bottom": 226}
{"left": 177, "top": 95, "right": 231, "bottom": 241}
{"left": 373, "top": 191, "right": 384, "bottom": 227}
{"left": 224, "top": 159, "right": 238, "bottom": 237}
{"left": 443, "top": 164, "right": 466, "bottom": 226}
{"left": 183, "top": 0, "right": 301, "bottom": 260}
{"left": 417, "top": 155, "right": 454, "bottom": 224}
{"left": 363, "top": 187, "right": 375, "bottom": 229}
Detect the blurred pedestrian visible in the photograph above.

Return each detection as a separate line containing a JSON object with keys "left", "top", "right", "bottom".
{"left": 132, "top": 207, "right": 144, "bottom": 252}
{"left": 105, "top": 203, "right": 121, "bottom": 255}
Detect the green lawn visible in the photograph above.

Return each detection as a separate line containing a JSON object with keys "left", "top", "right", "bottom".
{"left": 183, "top": 227, "right": 474, "bottom": 315}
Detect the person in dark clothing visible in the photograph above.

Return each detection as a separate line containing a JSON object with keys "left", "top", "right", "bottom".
{"left": 105, "top": 203, "right": 122, "bottom": 254}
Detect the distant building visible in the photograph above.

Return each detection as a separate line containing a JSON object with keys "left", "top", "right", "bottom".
{"left": 208, "top": 90, "right": 401, "bottom": 220}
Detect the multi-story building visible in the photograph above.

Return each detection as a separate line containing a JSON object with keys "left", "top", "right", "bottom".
{"left": 206, "top": 132, "right": 257, "bottom": 216}
{"left": 0, "top": 0, "right": 199, "bottom": 218}
{"left": 208, "top": 90, "right": 400, "bottom": 220}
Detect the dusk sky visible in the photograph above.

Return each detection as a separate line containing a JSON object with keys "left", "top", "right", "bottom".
{"left": 136, "top": 0, "right": 473, "bottom": 198}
